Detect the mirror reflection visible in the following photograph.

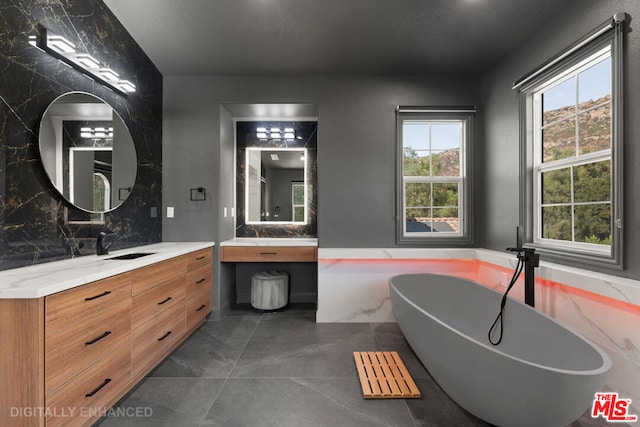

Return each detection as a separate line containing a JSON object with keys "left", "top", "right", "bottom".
{"left": 39, "top": 92, "right": 136, "bottom": 214}
{"left": 246, "top": 147, "right": 307, "bottom": 224}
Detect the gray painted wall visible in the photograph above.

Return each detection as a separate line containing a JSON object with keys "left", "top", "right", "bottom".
{"left": 163, "top": 75, "right": 480, "bottom": 247}
{"left": 479, "top": 0, "right": 640, "bottom": 278}
{"left": 162, "top": 1, "right": 640, "bottom": 311}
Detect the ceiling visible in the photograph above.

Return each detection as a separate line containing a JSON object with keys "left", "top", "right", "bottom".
{"left": 261, "top": 150, "right": 306, "bottom": 170}
{"left": 102, "top": 0, "right": 571, "bottom": 76}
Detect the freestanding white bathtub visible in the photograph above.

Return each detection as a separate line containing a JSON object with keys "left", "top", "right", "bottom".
{"left": 389, "top": 273, "right": 612, "bottom": 427}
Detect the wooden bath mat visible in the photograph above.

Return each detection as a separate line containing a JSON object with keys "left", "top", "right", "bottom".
{"left": 353, "top": 351, "right": 421, "bottom": 399}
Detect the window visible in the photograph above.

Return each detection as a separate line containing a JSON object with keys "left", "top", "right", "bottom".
{"left": 515, "top": 15, "right": 625, "bottom": 268}
{"left": 291, "top": 182, "right": 305, "bottom": 222}
{"left": 396, "top": 108, "right": 474, "bottom": 244}
{"left": 535, "top": 48, "right": 612, "bottom": 251}
{"left": 93, "top": 172, "right": 110, "bottom": 212}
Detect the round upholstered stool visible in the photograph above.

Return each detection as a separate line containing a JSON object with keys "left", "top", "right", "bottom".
{"left": 250, "top": 271, "right": 289, "bottom": 310}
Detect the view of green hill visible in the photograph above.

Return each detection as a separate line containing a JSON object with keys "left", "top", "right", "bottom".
{"left": 542, "top": 95, "right": 611, "bottom": 162}
{"left": 403, "top": 96, "right": 612, "bottom": 240}
{"left": 540, "top": 94, "right": 612, "bottom": 245}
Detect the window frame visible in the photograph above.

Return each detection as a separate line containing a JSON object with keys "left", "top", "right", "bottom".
{"left": 396, "top": 108, "right": 474, "bottom": 245}
{"left": 515, "top": 15, "right": 625, "bottom": 269}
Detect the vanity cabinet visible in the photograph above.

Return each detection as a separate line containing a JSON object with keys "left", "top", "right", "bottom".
{"left": 0, "top": 246, "right": 213, "bottom": 427}
{"left": 220, "top": 242, "right": 318, "bottom": 306}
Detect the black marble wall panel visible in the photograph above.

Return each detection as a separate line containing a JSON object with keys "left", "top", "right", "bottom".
{"left": 0, "top": 0, "right": 162, "bottom": 271}
{"left": 236, "top": 121, "right": 317, "bottom": 238}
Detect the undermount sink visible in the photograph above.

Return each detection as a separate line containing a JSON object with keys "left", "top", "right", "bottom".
{"left": 106, "top": 252, "right": 155, "bottom": 260}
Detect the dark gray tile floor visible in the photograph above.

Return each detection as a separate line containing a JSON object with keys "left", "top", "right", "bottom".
{"left": 97, "top": 308, "right": 619, "bottom": 427}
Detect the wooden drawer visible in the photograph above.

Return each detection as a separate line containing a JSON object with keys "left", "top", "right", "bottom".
{"left": 221, "top": 246, "right": 317, "bottom": 262}
{"left": 132, "top": 303, "right": 186, "bottom": 376}
{"left": 46, "top": 343, "right": 131, "bottom": 427}
{"left": 186, "top": 280, "right": 212, "bottom": 331}
{"left": 46, "top": 300, "right": 131, "bottom": 394}
{"left": 46, "top": 273, "right": 131, "bottom": 331}
{"left": 186, "top": 263, "right": 212, "bottom": 291}
{"left": 132, "top": 276, "right": 185, "bottom": 333}
{"left": 186, "top": 247, "right": 212, "bottom": 271}
{"left": 131, "top": 256, "right": 186, "bottom": 296}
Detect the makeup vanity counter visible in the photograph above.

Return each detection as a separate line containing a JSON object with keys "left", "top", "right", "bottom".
{"left": 0, "top": 242, "right": 214, "bottom": 427}
{"left": 220, "top": 238, "right": 317, "bottom": 262}
{"left": 219, "top": 238, "right": 318, "bottom": 306}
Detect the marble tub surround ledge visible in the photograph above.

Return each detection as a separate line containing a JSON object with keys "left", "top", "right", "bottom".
{"left": 475, "top": 249, "right": 640, "bottom": 308}
{"left": 0, "top": 242, "right": 215, "bottom": 299}
{"left": 318, "top": 248, "right": 640, "bottom": 312}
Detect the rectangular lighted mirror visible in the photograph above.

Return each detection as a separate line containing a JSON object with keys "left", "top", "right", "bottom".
{"left": 245, "top": 147, "right": 308, "bottom": 224}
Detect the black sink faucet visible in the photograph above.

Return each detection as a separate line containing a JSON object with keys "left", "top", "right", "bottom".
{"left": 97, "top": 231, "right": 114, "bottom": 255}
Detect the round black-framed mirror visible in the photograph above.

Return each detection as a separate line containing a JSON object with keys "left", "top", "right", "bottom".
{"left": 39, "top": 92, "right": 136, "bottom": 213}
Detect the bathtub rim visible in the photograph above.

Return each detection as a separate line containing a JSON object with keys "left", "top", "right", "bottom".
{"left": 389, "top": 272, "right": 613, "bottom": 376}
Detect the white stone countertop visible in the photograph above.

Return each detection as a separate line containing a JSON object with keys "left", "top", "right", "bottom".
{"left": 220, "top": 238, "right": 318, "bottom": 247}
{"left": 0, "top": 242, "right": 215, "bottom": 299}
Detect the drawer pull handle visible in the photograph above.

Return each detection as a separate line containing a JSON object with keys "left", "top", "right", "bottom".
{"left": 260, "top": 252, "right": 277, "bottom": 255}
{"left": 196, "top": 304, "right": 206, "bottom": 311}
{"left": 85, "top": 378, "right": 111, "bottom": 397}
{"left": 196, "top": 256, "right": 206, "bottom": 260}
{"left": 158, "top": 297, "right": 172, "bottom": 305}
{"left": 85, "top": 291, "right": 111, "bottom": 301}
{"left": 196, "top": 278, "right": 206, "bottom": 284}
{"left": 85, "top": 331, "right": 112, "bottom": 346}
{"left": 158, "top": 331, "right": 172, "bottom": 341}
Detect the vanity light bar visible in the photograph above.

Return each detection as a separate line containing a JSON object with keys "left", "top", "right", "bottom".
{"left": 76, "top": 53, "right": 100, "bottom": 69}
{"left": 29, "top": 25, "right": 136, "bottom": 95}
{"left": 47, "top": 35, "right": 76, "bottom": 54}
{"left": 256, "top": 127, "right": 296, "bottom": 141}
{"left": 98, "top": 68, "right": 120, "bottom": 82}
{"left": 118, "top": 80, "right": 136, "bottom": 93}
{"left": 80, "top": 127, "right": 114, "bottom": 139}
